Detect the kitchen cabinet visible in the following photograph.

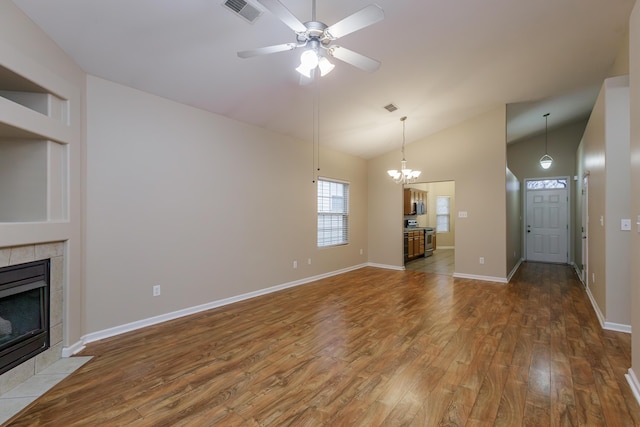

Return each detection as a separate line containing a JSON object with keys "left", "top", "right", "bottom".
{"left": 404, "top": 229, "right": 425, "bottom": 262}
{"left": 403, "top": 188, "right": 427, "bottom": 215}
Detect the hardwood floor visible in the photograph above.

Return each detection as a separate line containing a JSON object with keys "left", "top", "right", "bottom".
{"left": 405, "top": 249, "right": 455, "bottom": 276}
{"left": 5, "top": 262, "right": 640, "bottom": 426}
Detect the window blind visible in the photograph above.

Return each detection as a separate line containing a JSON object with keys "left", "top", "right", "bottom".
{"left": 317, "top": 178, "right": 349, "bottom": 247}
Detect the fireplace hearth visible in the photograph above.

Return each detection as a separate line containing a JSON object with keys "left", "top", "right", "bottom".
{"left": 0, "top": 260, "right": 50, "bottom": 375}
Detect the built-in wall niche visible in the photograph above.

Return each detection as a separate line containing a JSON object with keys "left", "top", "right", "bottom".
{"left": 0, "top": 139, "right": 67, "bottom": 222}
{"left": 0, "top": 64, "right": 69, "bottom": 126}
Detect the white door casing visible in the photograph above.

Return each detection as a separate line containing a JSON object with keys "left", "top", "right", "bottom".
{"left": 525, "top": 179, "right": 569, "bottom": 263}
{"left": 581, "top": 175, "right": 589, "bottom": 284}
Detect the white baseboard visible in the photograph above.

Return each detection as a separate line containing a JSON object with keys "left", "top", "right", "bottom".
{"left": 584, "top": 285, "right": 631, "bottom": 333}
{"left": 452, "top": 272, "right": 508, "bottom": 284}
{"left": 571, "top": 262, "right": 586, "bottom": 286}
{"left": 80, "top": 263, "right": 368, "bottom": 347}
{"left": 604, "top": 322, "right": 632, "bottom": 333}
{"left": 626, "top": 368, "right": 640, "bottom": 407}
{"left": 585, "top": 286, "right": 606, "bottom": 328}
{"left": 506, "top": 258, "right": 523, "bottom": 282}
{"left": 367, "top": 262, "right": 405, "bottom": 271}
{"left": 435, "top": 246, "right": 454, "bottom": 250}
{"left": 61, "top": 340, "right": 86, "bottom": 357}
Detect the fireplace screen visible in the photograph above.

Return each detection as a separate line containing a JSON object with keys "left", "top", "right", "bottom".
{"left": 0, "top": 260, "right": 50, "bottom": 375}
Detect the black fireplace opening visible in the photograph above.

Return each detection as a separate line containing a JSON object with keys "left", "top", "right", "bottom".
{"left": 0, "top": 259, "right": 50, "bottom": 375}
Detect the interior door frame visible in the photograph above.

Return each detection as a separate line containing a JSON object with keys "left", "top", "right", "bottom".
{"left": 523, "top": 176, "right": 571, "bottom": 263}
{"left": 582, "top": 173, "right": 589, "bottom": 285}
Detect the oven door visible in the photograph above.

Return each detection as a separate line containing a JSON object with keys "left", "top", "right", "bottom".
{"left": 425, "top": 231, "right": 434, "bottom": 256}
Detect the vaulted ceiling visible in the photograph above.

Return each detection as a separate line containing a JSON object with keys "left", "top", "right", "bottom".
{"left": 13, "top": 0, "right": 635, "bottom": 158}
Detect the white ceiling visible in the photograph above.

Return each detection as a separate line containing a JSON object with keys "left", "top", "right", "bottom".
{"left": 13, "top": 0, "right": 635, "bottom": 158}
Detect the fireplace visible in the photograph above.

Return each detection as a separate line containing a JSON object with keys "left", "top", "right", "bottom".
{"left": 0, "top": 260, "right": 50, "bottom": 375}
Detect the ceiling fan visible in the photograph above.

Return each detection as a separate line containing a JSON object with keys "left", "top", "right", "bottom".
{"left": 237, "top": 0, "right": 384, "bottom": 78}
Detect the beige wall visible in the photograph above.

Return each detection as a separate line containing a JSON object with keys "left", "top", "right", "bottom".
{"left": 0, "top": 2, "right": 85, "bottom": 347}
{"left": 368, "top": 107, "right": 508, "bottom": 280}
{"left": 609, "top": 29, "right": 630, "bottom": 77}
{"left": 84, "top": 76, "right": 368, "bottom": 333}
{"left": 579, "top": 76, "right": 631, "bottom": 327}
{"left": 505, "top": 167, "right": 521, "bottom": 276}
{"left": 604, "top": 79, "right": 630, "bottom": 326}
{"left": 629, "top": 1, "right": 640, "bottom": 376}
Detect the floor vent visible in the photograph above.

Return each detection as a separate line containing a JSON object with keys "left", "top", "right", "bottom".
{"left": 223, "top": 0, "right": 262, "bottom": 23}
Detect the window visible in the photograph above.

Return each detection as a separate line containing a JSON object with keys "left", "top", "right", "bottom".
{"left": 526, "top": 178, "right": 567, "bottom": 190}
{"left": 317, "top": 178, "right": 349, "bottom": 247}
{"left": 436, "top": 196, "right": 450, "bottom": 233}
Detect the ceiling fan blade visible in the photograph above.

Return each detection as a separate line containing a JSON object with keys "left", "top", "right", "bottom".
{"left": 258, "top": 0, "right": 307, "bottom": 33}
{"left": 325, "top": 4, "right": 384, "bottom": 39}
{"left": 237, "top": 43, "right": 298, "bottom": 58}
{"left": 329, "top": 46, "right": 381, "bottom": 72}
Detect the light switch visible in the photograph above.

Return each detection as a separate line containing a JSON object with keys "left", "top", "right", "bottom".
{"left": 621, "top": 219, "right": 632, "bottom": 231}
{"left": 458, "top": 211, "right": 468, "bottom": 218}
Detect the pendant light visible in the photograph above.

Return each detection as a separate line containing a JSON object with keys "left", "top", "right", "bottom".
{"left": 540, "top": 113, "right": 553, "bottom": 169}
{"left": 387, "top": 116, "right": 421, "bottom": 184}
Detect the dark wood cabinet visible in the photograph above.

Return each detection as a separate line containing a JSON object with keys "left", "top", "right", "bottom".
{"left": 403, "top": 188, "right": 427, "bottom": 215}
{"left": 404, "top": 229, "right": 425, "bottom": 262}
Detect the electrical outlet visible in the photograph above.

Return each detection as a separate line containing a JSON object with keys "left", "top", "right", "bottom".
{"left": 360, "top": 249, "right": 363, "bottom": 255}
{"left": 307, "top": 258, "right": 311, "bottom": 265}
{"left": 293, "top": 260, "right": 298, "bottom": 269}
{"left": 479, "top": 257, "right": 485, "bottom": 265}
{"left": 153, "top": 285, "right": 161, "bottom": 297}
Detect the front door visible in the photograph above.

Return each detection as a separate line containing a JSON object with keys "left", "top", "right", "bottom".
{"left": 525, "top": 178, "right": 569, "bottom": 263}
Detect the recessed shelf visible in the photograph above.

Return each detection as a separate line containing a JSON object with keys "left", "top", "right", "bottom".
{"left": 0, "top": 60, "right": 71, "bottom": 225}
{"left": 0, "top": 64, "right": 69, "bottom": 129}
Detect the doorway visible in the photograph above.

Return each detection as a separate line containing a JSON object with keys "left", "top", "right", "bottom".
{"left": 404, "top": 180, "right": 455, "bottom": 275}
{"left": 524, "top": 177, "right": 569, "bottom": 263}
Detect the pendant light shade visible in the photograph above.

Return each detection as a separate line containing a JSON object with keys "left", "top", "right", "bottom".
{"left": 540, "top": 113, "right": 553, "bottom": 169}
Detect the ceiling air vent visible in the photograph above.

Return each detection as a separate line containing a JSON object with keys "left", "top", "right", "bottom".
{"left": 384, "top": 103, "right": 398, "bottom": 112}
{"left": 223, "top": 0, "right": 262, "bottom": 23}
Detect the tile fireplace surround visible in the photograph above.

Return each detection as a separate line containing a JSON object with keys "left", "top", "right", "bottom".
{"left": 0, "top": 243, "right": 65, "bottom": 395}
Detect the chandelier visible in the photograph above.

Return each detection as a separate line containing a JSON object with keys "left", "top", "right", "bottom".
{"left": 387, "top": 116, "right": 421, "bottom": 184}
{"left": 540, "top": 113, "right": 553, "bottom": 169}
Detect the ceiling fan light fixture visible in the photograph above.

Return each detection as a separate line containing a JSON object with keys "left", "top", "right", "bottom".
{"left": 237, "top": 1, "right": 384, "bottom": 78}
{"left": 318, "top": 56, "right": 335, "bottom": 76}
{"left": 299, "top": 49, "right": 319, "bottom": 68}
{"left": 295, "top": 63, "right": 313, "bottom": 78}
